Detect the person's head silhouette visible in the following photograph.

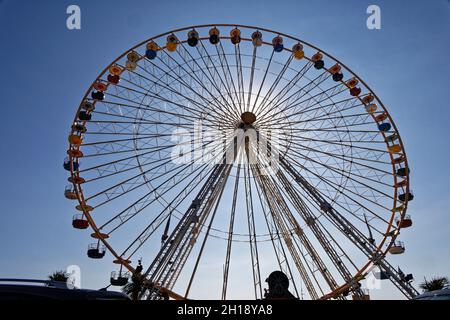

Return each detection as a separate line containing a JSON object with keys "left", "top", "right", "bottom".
{"left": 266, "top": 271, "right": 290, "bottom": 296}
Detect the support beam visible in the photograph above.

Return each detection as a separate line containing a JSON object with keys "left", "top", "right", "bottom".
{"left": 280, "top": 157, "right": 419, "bottom": 299}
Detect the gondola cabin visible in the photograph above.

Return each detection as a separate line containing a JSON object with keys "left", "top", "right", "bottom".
{"left": 64, "top": 185, "right": 78, "bottom": 200}
{"left": 396, "top": 215, "right": 413, "bottom": 228}
{"left": 388, "top": 241, "right": 405, "bottom": 255}
{"left": 110, "top": 271, "right": 130, "bottom": 286}
{"left": 87, "top": 243, "right": 106, "bottom": 259}
{"left": 72, "top": 214, "right": 89, "bottom": 229}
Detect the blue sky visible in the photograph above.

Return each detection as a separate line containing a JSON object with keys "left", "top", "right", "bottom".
{"left": 0, "top": 0, "right": 449, "bottom": 299}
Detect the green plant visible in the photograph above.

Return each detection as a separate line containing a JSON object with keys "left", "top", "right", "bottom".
{"left": 419, "top": 276, "right": 449, "bottom": 292}
{"left": 48, "top": 270, "right": 69, "bottom": 283}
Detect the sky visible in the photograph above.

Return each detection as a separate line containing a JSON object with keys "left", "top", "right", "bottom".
{"left": 0, "top": 0, "right": 449, "bottom": 300}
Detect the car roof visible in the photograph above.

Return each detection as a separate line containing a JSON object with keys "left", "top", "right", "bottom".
{"left": 414, "top": 287, "right": 450, "bottom": 299}
{"left": 0, "top": 279, "right": 130, "bottom": 300}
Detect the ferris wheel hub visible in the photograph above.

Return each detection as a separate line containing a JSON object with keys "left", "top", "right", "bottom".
{"left": 241, "top": 111, "right": 257, "bottom": 125}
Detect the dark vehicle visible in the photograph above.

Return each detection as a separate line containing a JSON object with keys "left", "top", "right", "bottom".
{"left": 413, "top": 287, "right": 450, "bottom": 300}
{"left": 0, "top": 279, "right": 130, "bottom": 301}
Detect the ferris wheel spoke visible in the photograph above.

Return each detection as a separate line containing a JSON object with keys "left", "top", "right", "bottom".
{"left": 81, "top": 156, "right": 164, "bottom": 184}
{"left": 276, "top": 98, "right": 366, "bottom": 127}
{"left": 78, "top": 147, "right": 166, "bottom": 175}
{"left": 283, "top": 140, "right": 387, "bottom": 170}
{"left": 245, "top": 46, "right": 257, "bottom": 112}
{"left": 284, "top": 81, "right": 348, "bottom": 114}
{"left": 285, "top": 149, "right": 394, "bottom": 210}
{"left": 280, "top": 124, "right": 389, "bottom": 134}
{"left": 168, "top": 45, "right": 239, "bottom": 123}
{"left": 119, "top": 64, "right": 231, "bottom": 123}
{"left": 80, "top": 145, "right": 163, "bottom": 158}
{"left": 99, "top": 137, "right": 234, "bottom": 232}
{"left": 281, "top": 139, "right": 392, "bottom": 177}
{"left": 85, "top": 118, "right": 194, "bottom": 127}
{"left": 81, "top": 132, "right": 185, "bottom": 146}
{"left": 284, "top": 135, "right": 392, "bottom": 163}
{"left": 92, "top": 98, "right": 207, "bottom": 127}
{"left": 257, "top": 60, "right": 314, "bottom": 118}
{"left": 236, "top": 43, "right": 247, "bottom": 112}
{"left": 184, "top": 161, "right": 231, "bottom": 298}
{"left": 280, "top": 114, "right": 374, "bottom": 137}
{"left": 141, "top": 162, "right": 233, "bottom": 289}
{"left": 284, "top": 142, "right": 393, "bottom": 182}
{"left": 197, "top": 41, "right": 239, "bottom": 110}
{"left": 281, "top": 157, "right": 417, "bottom": 298}
{"left": 222, "top": 163, "right": 241, "bottom": 300}
{"left": 108, "top": 159, "right": 215, "bottom": 239}
{"left": 257, "top": 68, "right": 334, "bottom": 123}
{"left": 252, "top": 169, "right": 300, "bottom": 299}
{"left": 99, "top": 162, "right": 209, "bottom": 233}
{"left": 155, "top": 47, "right": 230, "bottom": 113}
{"left": 196, "top": 40, "right": 242, "bottom": 114}
{"left": 289, "top": 188, "right": 361, "bottom": 272}
{"left": 262, "top": 168, "right": 341, "bottom": 293}
{"left": 251, "top": 163, "right": 320, "bottom": 299}
{"left": 81, "top": 135, "right": 197, "bottom": 158}
{"left": 165, "top": 164, "right": 233, "bottom": 291}
{"left": 79, "top": 135, "right": 206, "bottom": 174}
{"left": 177, "top": 41, "right": 237, "bottom": 110}
{"left": 280, "top": 157, "right": 387, "bottom": 240}
{"left": 118, "top": 162, "right": 219, "bottom": 262}
{"left": 98, "top": 88, "right": 210, "bottom": 126}
{"left": 79, "top": 136, "right": 207, "bottom": 183}
{"left": 85, "top": 156, "right": 176, "bottom": 203}
{"left": 244, "top": 163, "right": 263, "bottom": 299}
{"left": 283, "top": 153, "right": 391, "bottom": 229}
{"left": 131, "top": 61, "right": 236, "bottom": 126}
{"left": 285, "top": 135, "right": 384, "bottom": 145}
{"left": 253, "top": 150, "right": 351, "bottom": 295}
{"left": 285, "top": 138, "right": 393, "bottom": 170}
{"left": 267, "top": 97, "right": 363, "bottom": 128}
{"left": 84, "top": 137, "right": 208, "bottom": 200}
{"left": 250, "top": 50, "right": 274, "bottom": 114}
{"left": 173, "top": 43, "right": 241, "bottom": 120}
{"left": 92, "top": 100, "right": 204, "bottom": 125}
{"left": 117, "top": 63, "right": 212, "bottom": 119}
{"left": 262, "top": 92, "right": 373, "bottom": 127}
{"left": 91, "top": 107, "right": 231, "bottom": 133}
{"left": 87, "top": 137, "right": 223, "bottom": 205}
{"left": 275, "top": 168, "right": 361, "bottom": 290}
{"left": 285, "top": 111, "right": 374, "bottom": 128}
{"left": 216, "top": 42, "right": 243, "bottom": 110}
{"left": 142, "top": 52, "right": 238, "bottom": 124}
{"left": 260, "top": 80, "right": 348, "bottom": 128}
{"left": 105, "top": 81, "right": 225, "bottom": 125}
{"left": 256, "top": 55, "right": 294, "bottom": 116}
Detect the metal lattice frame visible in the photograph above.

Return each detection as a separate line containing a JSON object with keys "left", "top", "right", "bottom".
{"left": 66, "top": 24, "right": 417, "bottom": 300}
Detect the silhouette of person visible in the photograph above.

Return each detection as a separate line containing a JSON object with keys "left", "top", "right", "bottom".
{"left": 135, "top": 259, "right": 143, "bottom": 274}
{"left": 263, "top": 271, "right": 298, "bottom": 300}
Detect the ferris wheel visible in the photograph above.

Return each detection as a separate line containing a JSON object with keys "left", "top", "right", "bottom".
{"left": 64, "top": 24, "right": 418, "bottom": 300}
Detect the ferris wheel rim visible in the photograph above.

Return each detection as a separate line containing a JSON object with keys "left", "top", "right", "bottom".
{"left": 66, "top": 24, "right": 413, "bottom": 300}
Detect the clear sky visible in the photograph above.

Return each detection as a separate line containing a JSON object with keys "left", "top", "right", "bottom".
{"left": 0, "top": 0, "right": 449, "bottom": 299}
